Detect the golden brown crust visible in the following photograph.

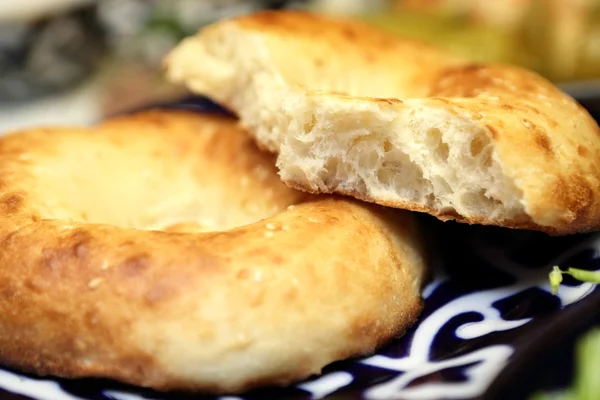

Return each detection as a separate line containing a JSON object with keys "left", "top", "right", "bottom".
{"left": 165, "top": 10, "right": 600, "bottom": 235}
{"left": 420, "top": 64, "right": 600, "bottom": 234}
{"left": 0, "top": 110, "right": 427, "bottom": 393}
{"left": 210, "top": 9, "right": 463, "bottom": 95}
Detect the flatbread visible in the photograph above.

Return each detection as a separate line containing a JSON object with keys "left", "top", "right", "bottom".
{"left": 0, "top": 110, "right": 426, "bottom": 393}
{"left": 165, "top": 10, "right": 600, "bottom": 235}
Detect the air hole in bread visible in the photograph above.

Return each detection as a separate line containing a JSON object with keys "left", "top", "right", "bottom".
{"left": 470, "top": 135, "right": 487, "bottom": 157}
{"left": 425, "top": 128, "right": 449, "bottom": 161}
{"left": 304, "top": 115, "right": 317, "bottom": 133}
{"left": 431, "top": 177, "right": 452, "bottom": 196}
{"left": 461, "top": 189, "right": 503, "bottom": 213}
{"left": 383, "top": 139, "right": 392, "bottom": 152}
{"left": 437, "top": 141, "right": 450, "bottom": 162}
{"left": 424, "top": 127, "right": 441, "bottom": 146}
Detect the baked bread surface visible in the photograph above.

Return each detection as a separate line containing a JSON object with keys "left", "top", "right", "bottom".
{"left": 165, "top": 10, "right": 600, "bottom": 235}
{"left": 0, "top": 110, "right": 426, "bottom": 393}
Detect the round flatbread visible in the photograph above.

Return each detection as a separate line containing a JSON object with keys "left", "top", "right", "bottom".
{"left": 165, "top": 10, "right": 600, "bottom": 235}
{"left": 0, "top": 110, "right": 426, "bottom": 393}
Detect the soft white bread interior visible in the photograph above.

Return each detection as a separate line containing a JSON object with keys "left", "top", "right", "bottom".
{"left": 165, "top": 10, "right": 600, "bottom": 235}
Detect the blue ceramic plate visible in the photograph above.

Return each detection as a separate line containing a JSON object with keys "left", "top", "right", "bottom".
{"left": 0, "top": 96, "right": 599, "bottom": 400}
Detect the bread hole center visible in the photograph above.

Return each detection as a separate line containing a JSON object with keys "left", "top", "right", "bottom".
{"left": 36, "top": 130, "right": 303, "bottom": 233}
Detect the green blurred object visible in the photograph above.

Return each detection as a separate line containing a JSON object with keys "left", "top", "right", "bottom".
{"left": 550, "top": 266, "right": 564, "bottom": 295}
{"left": 574, "top": 328, "right": 600, "bottom": 400}
{"left": 360, "top": 11, "right": 524, "bottom": 67}
{"left": 549, "top": 266, "right": 600, "bottom": 296}
{"left": 359, "top": 3, "right": 600, "bottom": 83}
{"left": 518, "top": 0, "right": 600, "bottom": 83}
{"left": 530, "top": 328, "right": 600, "bottom": 400}
{"left": 537, "top": 263, "right": 600, "bottom": 400}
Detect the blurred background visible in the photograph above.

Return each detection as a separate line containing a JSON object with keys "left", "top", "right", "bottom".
{"left": 0, "top": 0, "right": 598, "bottom": 132}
